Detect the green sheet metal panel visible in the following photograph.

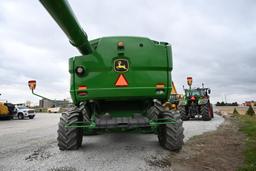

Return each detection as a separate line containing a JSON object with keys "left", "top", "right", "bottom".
{"left": 69, "top": 37, "right": 172, "bottom": 104}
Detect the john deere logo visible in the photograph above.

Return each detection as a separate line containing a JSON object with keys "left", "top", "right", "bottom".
{"left": 114, "top": 59, "right": 129, "bottom": 72}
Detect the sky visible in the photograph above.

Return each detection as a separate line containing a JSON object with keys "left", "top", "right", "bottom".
{"left": 0, "top": 0, "right": 255, "bottom": 105}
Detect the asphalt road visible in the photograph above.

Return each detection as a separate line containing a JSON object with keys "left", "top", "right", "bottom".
{"left": 0, "top": 113, "right": 224, "bottom": 171}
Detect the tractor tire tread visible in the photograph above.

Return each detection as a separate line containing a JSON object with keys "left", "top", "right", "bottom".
{"left": 158, "top": 111, "right": 184, "bottom": 151}
{"left": 201, "top": 104, "right": 211, "bottom": 121}
{"left": 179, "top": 106, "right": 189, "bottom": 121}
{"left": 147, "top": 100, "right": 165, "bottom": 120}
{"left": 57, "top": 108, "right": 83, "bottom": 150}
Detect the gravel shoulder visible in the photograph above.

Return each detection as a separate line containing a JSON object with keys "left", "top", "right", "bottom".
{"left": 148, "top": 116, "right": 245, "bottom": 171}
{"left": 0, "top": 113, "right": 224, "bottom": 171}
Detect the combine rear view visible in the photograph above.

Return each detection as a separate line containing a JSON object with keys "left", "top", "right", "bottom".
{"left": 35, "top": 0, "right": 184, "bottom": 151}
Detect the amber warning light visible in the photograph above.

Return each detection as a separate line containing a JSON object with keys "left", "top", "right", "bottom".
{"left": 156, "top": 83, "right": 165, "bottom": 89}
{"left": 187, "top": 77, "right": 193, "bottom": 86}
{"left": 28, "top": 80, "right": 36, "bottom": 90}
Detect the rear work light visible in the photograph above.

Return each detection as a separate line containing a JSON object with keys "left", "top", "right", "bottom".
{"left": 76, "top": 66, "right": 85, "bottom": 76}
{"left": 117, "top": 41, "right": 124, "bottom": 49}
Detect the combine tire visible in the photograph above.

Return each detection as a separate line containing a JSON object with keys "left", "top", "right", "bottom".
{"left": 147, "top": 100, "right": 164, "bottom": 120}
{"left": 179, "top": 106, "right": 189, "bottom": 121}
{"left": 57, "top": 108, "right": 83, "bottom": 150}
{"left": 201, "top": 104, "right": 212, "bottom": 121}
{"left": 158, "top": 111, "right": 184, "bottom": 151}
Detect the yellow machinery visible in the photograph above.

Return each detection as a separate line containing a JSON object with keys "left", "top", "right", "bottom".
{"left": 0, "top": 102, "right": 14, "bottom": 120}
{"left": 163, "top": 82, "right": 182, "bottom": 110}
{"left": 171, "top": 81, "right": 178, "bottom": 95}
{"left": 0, "top": 102, "right": 10, "bottom": 116}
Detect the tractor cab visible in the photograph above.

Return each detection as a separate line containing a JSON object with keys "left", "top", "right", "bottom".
{"left": 185, "top": 88, "right": 211, "bottom": 99}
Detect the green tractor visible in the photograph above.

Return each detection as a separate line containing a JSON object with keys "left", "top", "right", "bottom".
{"left": 37, "top": 0, "right": 184, "bottom": 151}
{"left": 178, "top": 77, "right": 213, "bottom": 121}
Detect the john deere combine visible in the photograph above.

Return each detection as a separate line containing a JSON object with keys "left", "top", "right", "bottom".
{"left": 37, "top": 0, "right": 184, "bottom": 151}
{"left": 179, "top": 77, "right": 213, "bottom": 121}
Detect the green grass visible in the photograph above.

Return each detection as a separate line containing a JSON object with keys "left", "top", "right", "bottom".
{"left": 238, "top": 115, "right": 256, "bottom": 171}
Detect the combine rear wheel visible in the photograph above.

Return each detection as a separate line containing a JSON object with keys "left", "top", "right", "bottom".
{"left": 146, "top": 100, "right": 164, "bottom": 120}
{"left": 57, "top": 107, "right": 83, "bottom": 150}
{"left": 157, "top": 111, "right": 184, "bottom": 151}
{"left": 201, "top": 103, "right": 212, "bottom": 121}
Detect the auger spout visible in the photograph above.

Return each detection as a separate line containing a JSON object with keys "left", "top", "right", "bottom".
{"left": 39, "top": 0, "right": 93, "bottom": 55}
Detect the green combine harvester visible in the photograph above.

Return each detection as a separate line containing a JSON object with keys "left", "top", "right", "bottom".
{"left": 179, "top": 77, "right": 214, "bottom": 121}
{"left": 37, "top": 0, "right": 184, "bottom": 151}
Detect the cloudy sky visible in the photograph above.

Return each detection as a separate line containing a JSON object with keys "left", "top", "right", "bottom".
{"left": 0, "top": 0, "right": 255, "bottom": 105}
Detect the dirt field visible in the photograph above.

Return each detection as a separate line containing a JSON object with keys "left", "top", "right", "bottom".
{"left": 148, "top": 113, "right": 246, "bottom": 171}
{"left": 215, "top": 106, "right": 256, "bottom": 115}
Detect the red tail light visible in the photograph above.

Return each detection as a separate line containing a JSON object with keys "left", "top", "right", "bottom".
{"left": 191, "top": 96, "right": 196, "bottom": 101}
{"left": 78, "top": 92, "right": 87, "bottom": 96}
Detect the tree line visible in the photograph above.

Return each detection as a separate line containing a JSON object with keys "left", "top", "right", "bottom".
{"left": 216, "top": 101, "right": 239, "bottom": 106}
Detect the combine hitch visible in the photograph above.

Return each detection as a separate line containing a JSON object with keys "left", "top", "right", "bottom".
{"left": 65, "top": 117, "right": 177, "bottom": 129}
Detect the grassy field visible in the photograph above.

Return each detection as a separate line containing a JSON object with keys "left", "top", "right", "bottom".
{"left": 238, "top": 115, "right": 256, "bottom": 171}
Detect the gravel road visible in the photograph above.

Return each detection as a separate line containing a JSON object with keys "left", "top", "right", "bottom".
{"left": 0, "top": 113, "right": 224, "bottom": 171}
